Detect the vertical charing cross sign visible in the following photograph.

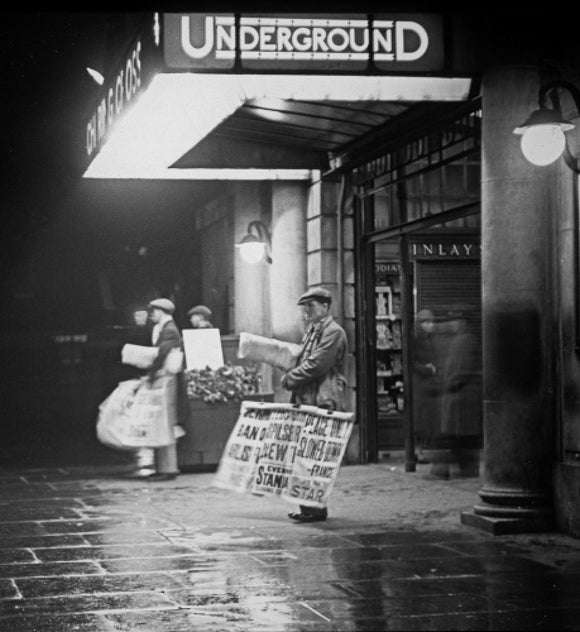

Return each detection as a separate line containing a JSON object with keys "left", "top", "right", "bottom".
{"left": 83, "top": 14, "right": 163, "bottom": 168}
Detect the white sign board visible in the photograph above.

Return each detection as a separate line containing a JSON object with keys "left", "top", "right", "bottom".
{"left": 182, "top": 328, "right": 224, "bottom": 370}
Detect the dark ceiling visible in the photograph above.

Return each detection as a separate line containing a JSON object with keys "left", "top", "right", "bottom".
{"left": 222, "top": 98, "right": 410, "bottom": 150}
{"left": 173, "top": 97, "right": 415, "bottom": 172}
{"left": 172, "top": 97, "right": 467, "bottom": 174}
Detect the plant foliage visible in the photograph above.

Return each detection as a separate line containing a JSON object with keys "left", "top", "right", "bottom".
{"left": 185, "top": 363, "right": 262, "bottom": 403}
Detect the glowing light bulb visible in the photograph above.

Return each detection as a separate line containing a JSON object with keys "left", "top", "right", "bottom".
{"left": 520, "top": 124, "right": 566, "bottom": 166}
{"left": 238, "top": 241, "right": 266, "bottom": 264}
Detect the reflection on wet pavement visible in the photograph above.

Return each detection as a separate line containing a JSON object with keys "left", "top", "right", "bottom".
{"left": 1, "top": 466, "right": 580, "bottom": 630}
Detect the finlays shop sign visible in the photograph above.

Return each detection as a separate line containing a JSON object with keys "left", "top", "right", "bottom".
{"left": 164, "top": 14, "right": 444, "bottom": 71}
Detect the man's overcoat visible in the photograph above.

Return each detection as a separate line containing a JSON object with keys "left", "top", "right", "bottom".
{"left": 283, "top": 315, "right": 348, "bottom": 412}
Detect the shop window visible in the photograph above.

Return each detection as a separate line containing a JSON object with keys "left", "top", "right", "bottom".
{"left": 369, "top": 152, "right": 481, "bottom": 231}
{"left": 353, "top": 105, "right": 481, "bottom": 232}
{"left": 354, "top": 101, "right": 482, "bottom": 456}
{"left": 375, "top": 276, "right": 404, "bottom": 416}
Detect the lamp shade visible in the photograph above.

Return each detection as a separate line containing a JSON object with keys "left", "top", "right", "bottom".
{"left": 513, "top": 107, "right": 574, "bottom": 135}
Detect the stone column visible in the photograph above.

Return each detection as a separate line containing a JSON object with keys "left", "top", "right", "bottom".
{"left": 461, "top": 66, "right": 556, "bottom": 534}
{"left": 270, "top": 182, "right": 308, "bottom": 343}
{"left": 233, "top": 182, "right": 271, "bottom": 336}
{"left": 269, "top": 182, "right": 308, "bottom": 402}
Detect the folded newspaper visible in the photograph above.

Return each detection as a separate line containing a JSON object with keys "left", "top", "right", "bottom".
{"left": 237, "top": 332, "right": 301, "bottom": 371}
{"left": 121, "top": 344, "right": 158, "bottom": 369}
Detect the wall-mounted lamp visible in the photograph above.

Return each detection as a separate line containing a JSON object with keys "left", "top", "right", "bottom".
{"left": 513, "top": 80, "right": 579, "bottom": 170}
{"left": 514, "top": 79, "right": 580, "bottom": 354}
{"left": 236, "top": 220, "right": 272, "bottom": 264}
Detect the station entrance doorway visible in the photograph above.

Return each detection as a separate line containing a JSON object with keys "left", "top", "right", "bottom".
{"left": 353, "top": 99, "right": 482, "bottom": 472}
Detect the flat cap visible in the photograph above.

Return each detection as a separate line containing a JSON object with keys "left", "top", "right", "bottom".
{"left": 416, "top": 309, "right": 435, "bottom": 322}
{"left": 187, "top": 305, "right": 212, "bottom": 318}
{"left": 148, "top": 298, "right": 175, "bottom": 314}
{"left": 297, "top": 287, "right": 333, "bottom": 305}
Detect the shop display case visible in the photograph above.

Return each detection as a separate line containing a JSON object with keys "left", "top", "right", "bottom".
{"left": 375, "top": 264, "right": 405, "bottom": 424}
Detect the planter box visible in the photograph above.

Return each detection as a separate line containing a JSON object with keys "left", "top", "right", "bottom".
{"left": 177, "top": 393, "right": 274, "bottom": 472}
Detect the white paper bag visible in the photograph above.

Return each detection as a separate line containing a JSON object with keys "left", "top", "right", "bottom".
{"left": 96, "top": 378, "right": 175, "bottom": 449}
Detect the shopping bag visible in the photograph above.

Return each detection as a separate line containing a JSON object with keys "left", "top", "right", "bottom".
{"left": 238, "top": 332, "right": 301, "bottom": 371}
{"left": 96, "top": 378, "right": 176, "bottom": 449}
{"left": 96, "top": 379, "right": 142, "bottom": 450}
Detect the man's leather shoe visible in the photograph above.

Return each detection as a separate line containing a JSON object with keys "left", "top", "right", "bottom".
{"left": 293, "top": 513, "right": 327, "bottom": 523}
{"left": 288, "top": 512, "right": 302, "bottom": 520}
{"left": 145, "top": 473, "right": 178, "bottom": 482}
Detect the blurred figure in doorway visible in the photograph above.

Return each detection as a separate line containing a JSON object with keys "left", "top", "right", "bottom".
{"left": 431, "top": 308, "right": 482, "bottom": 479}
{"left": 412, "top": 309, "right": 440, "bottom": 464}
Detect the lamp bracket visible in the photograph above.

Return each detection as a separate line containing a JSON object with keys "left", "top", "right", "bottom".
{"left": 247, "top": 220, "right": 273, "bottom": 264}
{"left": 540, "top": 80, "right": 580, "bottom": 174}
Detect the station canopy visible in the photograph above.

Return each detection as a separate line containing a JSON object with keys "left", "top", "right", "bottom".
{"left": 83, "top": 13, "right": 474, "bottom": 181}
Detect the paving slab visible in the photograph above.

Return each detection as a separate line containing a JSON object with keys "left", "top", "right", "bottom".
{"left": 0, "top": 457, "right": 579, "bottom": 630}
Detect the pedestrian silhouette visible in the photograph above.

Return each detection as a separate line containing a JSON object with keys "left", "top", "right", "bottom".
{"left": 430, "top": 307, "right": 482, "bottom": 478}
{"left": 412, "top": 309, "right": 441, "bottom": 463}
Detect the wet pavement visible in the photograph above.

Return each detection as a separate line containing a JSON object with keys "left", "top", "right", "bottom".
{"left": 1, "top": 456, "right": 580, "bottom": 631}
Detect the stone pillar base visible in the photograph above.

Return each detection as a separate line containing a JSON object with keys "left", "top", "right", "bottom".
{"left": 460, "top": 510, "right": 554, "bottom": 535}
{"left": 461, "top": 485, "right": 554, "bottom": 535}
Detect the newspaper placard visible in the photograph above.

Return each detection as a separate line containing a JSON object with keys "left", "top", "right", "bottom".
{"left": 214, "top": 402, "right": 355, "bottom": 508}
{"left": 182, "top": 328, "right": 224, "bottom": 370}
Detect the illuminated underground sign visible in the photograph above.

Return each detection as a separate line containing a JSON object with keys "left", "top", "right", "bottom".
{"left": 164, "top": 13, "right": 444, "bottom": 71}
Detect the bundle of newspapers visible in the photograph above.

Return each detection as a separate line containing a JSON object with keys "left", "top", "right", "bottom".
{"left": 237, "top": 333, "right": 300, "bottom": 371}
